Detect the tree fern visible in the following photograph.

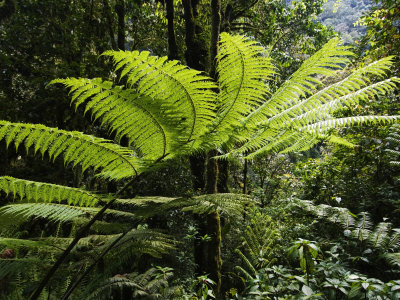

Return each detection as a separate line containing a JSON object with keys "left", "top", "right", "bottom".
{"left": 0, "top": 121, "right": 141, "bottom": 180}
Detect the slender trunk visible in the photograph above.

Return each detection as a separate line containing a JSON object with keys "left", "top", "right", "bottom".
{"left": 206, "top": 1, "right": 222, "bottom": 297}
{"left": 183, "top": 0, "right": 207, "bottom": 70}
{"left": 243, "top": 159, "right": 248, "bottom": 194}
{"left": 206, "top": 212, "right": 222, "bottom": 296}
{"left": 183, "top": 0, "right": 197, "bottom": 68}
{"left": 103, "top": 0, "right": 117, "bottom": 50}
{"left": 206, "top": 151, "right": 219, "bottom": 194}
{"left": 115, "top": 0, "right": 125, "bottom": 50}
{"left": 217, "top": 160, "right": 229, "bottom": 193}
{"left": 166, "top": 0, "right": 179, "bottom": 60}
{"left": 209, "top": 0, "right": 221, "bottom": 78}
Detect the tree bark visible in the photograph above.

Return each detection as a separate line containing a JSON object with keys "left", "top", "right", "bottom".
{"left": 183, "top": 0, "right": 207, "bottom": 70}
{"left": 209, "top": 0, "right": 221, "bottom": 78}
{"left": 115, "top": 0, "right": 125, "bottom": 50}
{"left": 166, "top": 0, "right": 179, "bottom": 60}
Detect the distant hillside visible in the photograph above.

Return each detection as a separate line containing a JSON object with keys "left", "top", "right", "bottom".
{"left": 318, "top": 0, "right": 373, "bottom": 44}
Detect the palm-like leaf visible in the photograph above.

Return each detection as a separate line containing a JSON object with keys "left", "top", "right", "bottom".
{"left": 51, "top": 78, "right": 173, "bottom": 159}
{"left": 0, "top": 121, "right": 141, "bottom": 180}
{"left": 208, "top": 33, "right": 274, "bottom": 145}
{"left": 0, "top": 203, "right": 89, "bottom": 223}
{"left": 103, "top": 50, "right": 217, "bottom": 145}
{"left": 0, "top": 176, "right": 100, "bottom": 207}
{"left": 220, "top": 39, "right": 399, "bottom": 157}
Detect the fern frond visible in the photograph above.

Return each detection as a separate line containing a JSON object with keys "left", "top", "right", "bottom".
{"left": 0, "top": 121, "right": 142, "bottom": 180}
{"left": 0, "top": 203, "right": 90, "bottom": 223}
{"left": 267, "top": 58, "right": 397, "bottom": 128}
{"left": 179, "top": 193, "right": 253, "bottom": 216}
{"left": 0, "top": 176, "right": 99, "bottom": 207}
{"left": 325, "top": 135, "right": 356, "bottom": 148}
{"left": 86, "top": 268, "right": 170, "bottom": 300}
{"left": 245, "top": 38, "right": 353, "bottom": 125}
{"left": 367, "top": 222, "right": 391, "bottom": 249}
{"left": 385, "top": 253, "right": 400, "bottom": 267}
{"left": 103, "top": 50, "right": 217, "bottom": 143}
{"left": 289, "top": 78, "right": 399, "bottom": 128}
{"left": 113, "top": 194, "right": 253, "bottom": 219}
{"left": 208, "top": 33, "right": 274, "bottom": 144}
{"left": 51, "top": 78, "right": 174, "bottom": 159}
{"left": 303, "top": 115, "right": 399, "bottom": 135}
{"left": 0, "top": 258, "right": 48, "bottom": 278}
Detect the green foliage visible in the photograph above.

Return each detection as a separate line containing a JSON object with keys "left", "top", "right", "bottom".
{"left": 0, "top": 121, "right": 142, "bottom": 180}
{"left": 85, "top": 267, "right": 179, "bottom": 300}
{"left": 0, "top": 176, "right": 99, "bottom": 206}
{"left": 114, "top": 193, "right": 253, "bottom": 219}
{"left": 1, "top": 27, "right": 400, "bottom": 299}
{"left": 235, "top": 211, "right": 278, "bottom": 280}
{"left": 210, "top": 33, "right": 274, "bottom": 144}
{"left": 102, "top": 49, "right": 217, "bottom": 146}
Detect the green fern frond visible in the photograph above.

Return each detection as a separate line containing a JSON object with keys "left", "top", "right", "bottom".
{"left": 208, "top": 33, "right": 274, "bottom": 144}
{"left": 102, "top": 50, "right": 217, "bottom": 143}
{"left": 0, "top": 258, "right": 49, "bottom": 278}
{"left": 234, "top": 265, "right": 253, "bottom": 280}
{"left": 179, "top": 193, "right": 253, "bottom": 216}
{"left": 112, "top": 194, "right": 253, "bottom": 219}
{"left": 0, "top": 121, "right": 142, "bottom": 180}
{"left": 267, "top": 58, "right": 397, "bottom": 128}
{"left": 0, "top": 203, "right": 90, "bottom": 223}
{"left": 290, "top": 78, "right": 399, "bottom": 128}
{"left": 325, "top": 135, "right": 356, "bottom": 148}
{"left": 0, "top": 176, "right": 99, "bottom": 207}
{"left": 245, "top": 38, "right": 353, "bottom": 125}
{"left": 51, "top": 78, "right": 174, "bottom": 159}
{"left": 235, "top": 249, "right": 257, "bottom": 277}
{"left": 86, "top": 268, "right": 170, "bottom": 300}
{"left": 367, "top": 222, "right": 391, "bottom": 249}
{"left": 385, "top": 253, "right": 400, "bottom": 268}
{"left": 303, "top": 115, "right": 399, "bottom": 134}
